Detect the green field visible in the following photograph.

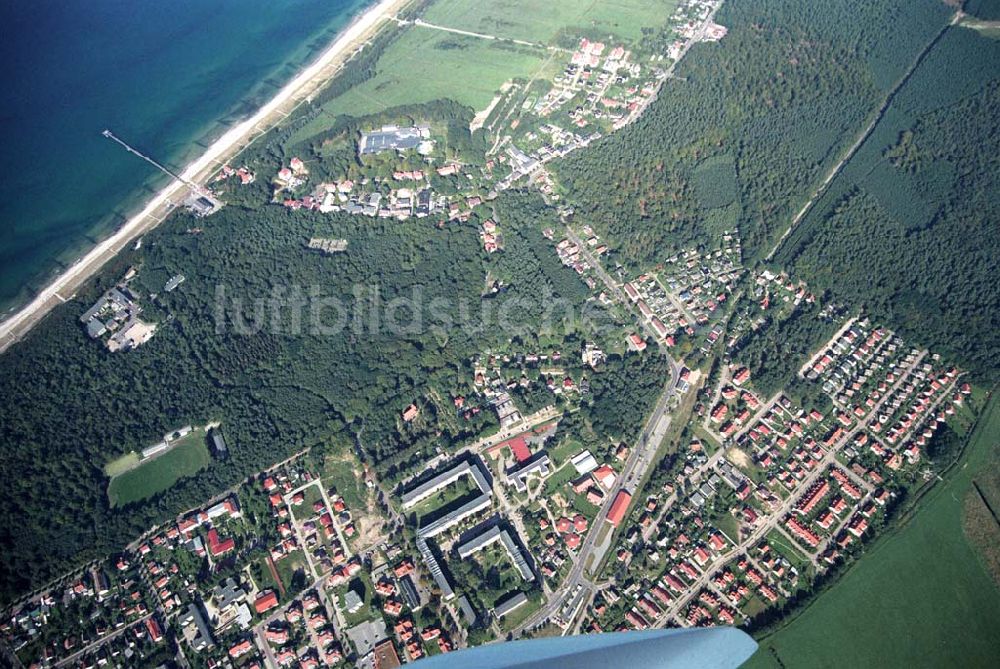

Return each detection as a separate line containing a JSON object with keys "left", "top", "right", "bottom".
{"left": 764, "top": 529, "right": 811, "bottom": 572}
{"left": 497, "top": 591, "right": 544, "bottom": 631}
{"left": 744, "top": 392, "right": 1000, "bottom": 668}
{"left": 291, "top": 27, "right": 550, "bottom": 140}
{"left": 414, "top": 476, "right": 480, "bottom": 526}
{"left": 103, "top": 452, "right": 140, "bottom": 478}
{"left": 422, "top": 0, "right": 679, "bottom": 44}
{"left": 107, "top": 431, "right": 211, "bottom": 507}
{"left": 541, "top": 461, "right": 581, "bottom": 498}
{"left": 322, "top": 451, "right": 368, "bottom": 510}
{"left": 291, "top": 0, "right": 678, "bottom": 141}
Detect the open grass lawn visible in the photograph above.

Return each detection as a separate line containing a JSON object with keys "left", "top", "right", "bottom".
{"left": 570, "top": 490, "right": 600, "bottom": 521}
{"left": 744, "top": 391, "right": 1000, "bottom": 669}
{"left": 714, "top": 510, "right": 739, "bottom": 543}
{"left": 290, "top": 27, "right": 549, "bottom": 141}
{"left": 497, "top": 590, "right": 543, "bottom": 631}
{"left": 338, "top": 571, "right": 379, "bottom": 627}
{"left": 274, "top": 549, "right": 309, "bottom": 594}
{"left": 252, "top": 555, "right": 282, "bottom": 595}
{"left": 409, "top": 474, "right": 478, "bottom": 523}
{"left": 764, "top": 529, "right": 811, "bottom": 571}
{"left": 548, "top": 437, "right": 582, "bottom": 467}
{"left": 103, "top": 451, "right": 139, "bottom": 477}
{"left": 290, "top": 483, "right": 323, "bottom": 522}
{"left": 322, "top": 450, "right": 368, "bottom": 510}
{"left": 542, "top": 462, "right": 581, "bottom": 498}
{"left": 107, "top": 430, "right": 210, "bottom": 507}
{"left": 421, "top": 0, "right": 678, "bottom": 45}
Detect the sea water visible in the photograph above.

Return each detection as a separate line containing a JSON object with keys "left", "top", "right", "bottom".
{"left": 0, "top": 0, "right": 365, "bottom": 312}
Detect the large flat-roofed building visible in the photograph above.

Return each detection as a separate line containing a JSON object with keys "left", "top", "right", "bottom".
{"left": 417, "top": 536, "right": 454, "bottom": 600}
{"left": 185, "top": 191, "right": 222, "bottom": 217}
{"left": 505, "top": 452, "right": 551, "bottom": 493}
{"left": 210, "top": 429, "right": 228, "bottom": 458}
{"left": 401, "top": 459, "right": 491, "bottom": 509}
{"left": 455, "top": 524, "right": 534, "bottom": 582}
{"left": 398, "top": 575, "right": 420, "bottom": 610}
{"left": 406, "top": 456, "right": 496, "bottom": 604}
{"left": 456, "top": 595, "right": 479, "bottom": 627}
{"left": 373, "top": 638, "right": 401, "bottom": 669}
{"left": 358, "top": 125, "right": 429, "bottom": 155}
{"left": 418, "top": 494, "right": 492, "bottom": 538}
{"left": 493, "top": 592, "right": 529, "bottom": 619}
{"left": 571, "top": 450, "right": 598, "bottom": 475}
{"left": 180, "top": 602, "right": 214, "bottom": 652}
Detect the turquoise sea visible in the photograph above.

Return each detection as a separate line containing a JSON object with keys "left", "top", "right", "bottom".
{"left": 0, "top": 0, "right": 366, "bottom": 313}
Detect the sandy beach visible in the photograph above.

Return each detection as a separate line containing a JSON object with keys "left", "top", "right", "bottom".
{"left": 0, "top": 0, "right": 411, "bottom": 354}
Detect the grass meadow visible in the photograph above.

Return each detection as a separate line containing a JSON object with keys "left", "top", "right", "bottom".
{"left": 289, "top": 0, "right": 678, "bottom": 142}
{"left": 421, "top": 0, "right": 679, "bottom": 44}
{"left": 290, "top": 29, "right": 550, "bottom": 141}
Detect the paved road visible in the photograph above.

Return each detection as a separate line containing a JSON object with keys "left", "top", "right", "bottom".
{"left": 511, "top": 368, "right": 680, "bottom": 635}
{"left": 503, "top": 196, "right": 693, "bottom": 635}
{"left": 51, "top": 614, "right": 153, "bottom": 668}
{"left": 393, "top": 16, "right": 569, "bottom": 53}
{"left": 651, "top": 349, "right": 947, "bottom": 626}
{"left": 615, "top": 0, "right": 726, "bottom": 130}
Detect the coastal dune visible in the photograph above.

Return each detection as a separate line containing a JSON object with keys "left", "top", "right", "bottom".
{"left": 0, "top": 0, "right": 410, "bottom": 354}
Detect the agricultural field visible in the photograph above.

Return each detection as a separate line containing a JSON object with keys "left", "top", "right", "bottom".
{"left": 290, "top": 0, "right": 680, "bottom": 142}
{"left": 745, "top": 391, "right": 1000, "bottom": 669}
{"left": 421, "top": 0, "right": 679, "bottom": 45}
{"left": 294, "top": 27, "right": 550, "bottom": 129}
{"left": 107, "top": 431, "right": 212, "bottom": 507}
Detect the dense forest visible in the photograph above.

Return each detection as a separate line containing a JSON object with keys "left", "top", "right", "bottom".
{"left": 0, "top": 175, "right": 605, "bottom": 603}
{"left": 775, "top": 26, "right": 1000, "bottom": 381}
{"left": 556, "top": 0, "right": 952, "bottom": 266}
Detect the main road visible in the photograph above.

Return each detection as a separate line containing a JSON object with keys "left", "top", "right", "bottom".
{"left": 511, "top": 361, "right": 680, "bottom": 636}
{"left": 506, "top": 211, "right": 691, "bottom": 636}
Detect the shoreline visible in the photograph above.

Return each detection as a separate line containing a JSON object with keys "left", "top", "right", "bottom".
{"left": 0, "top": 0, "right": 411, "bottom": 355}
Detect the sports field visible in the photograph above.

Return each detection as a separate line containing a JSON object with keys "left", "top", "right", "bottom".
{"left": 107, "top": 430, "right": 211, "bottom": 507}
{"left": 103, "top": 451, "right": 140, "bottom": 478}
{"left": 422, "top": 0, "right": 679, "bottom": 44}
{"left": 744, "top": 391, "right": 1000, "bottom": 668}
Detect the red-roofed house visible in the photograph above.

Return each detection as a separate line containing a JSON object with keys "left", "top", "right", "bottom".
{"left": 506, "top": 436, "right": 531, "bottom": 463}
{"left": 229, "top": 639, "right": 253, "bottom": 659}
{"left": 592, "top": 465, "right": 617, "bottom": 490}
{"left": 254, "top": 590, "right": 279, "bottom": 614}
{"left": 606, "top": 490, "right": 632, "bottom": 527}
{"left": 206, "top": 529, "right": 235, "bottom": 557}
{"left": 628, "top": 333, "right": 647, "bottom": 351}
{"left": 145, "top": 618, "right": 163, "bottom": 643}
